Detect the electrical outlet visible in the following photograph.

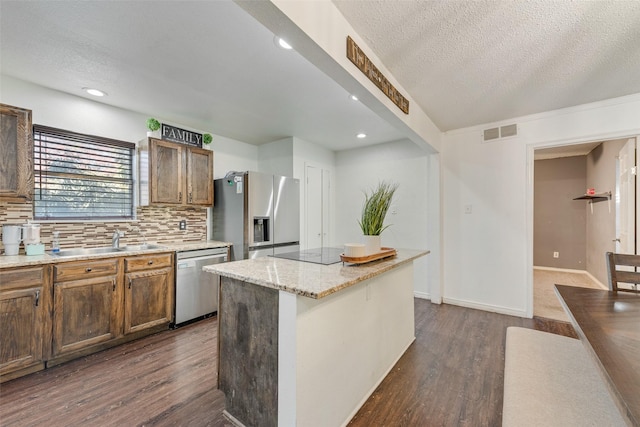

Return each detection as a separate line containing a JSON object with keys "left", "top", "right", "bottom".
{"left": 553, "top": 251, "right": 559, "bottom": 258}
{"left": 179, "top": 220, "right": 186, "bottom": 230}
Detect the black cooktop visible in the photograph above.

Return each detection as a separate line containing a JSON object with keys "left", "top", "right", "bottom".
{"left": 271, "top": 247, "right": 343, "bottom": 265}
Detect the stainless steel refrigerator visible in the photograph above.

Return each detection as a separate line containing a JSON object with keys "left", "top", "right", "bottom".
{"left": 212, "top": 171, "right": 300, "bottom": 260}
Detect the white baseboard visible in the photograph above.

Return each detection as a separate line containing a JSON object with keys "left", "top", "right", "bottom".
{"left": 533, "top": 266, "right": 608, "bottom": 290}
{"left": 413, "top": 291, "right": 430, "bottom": 300}
{"left": 534, "top": 265, "right": 586, "bottom": 273}
{"left": 443, "top": 297, "right": 528, "bottom": 318}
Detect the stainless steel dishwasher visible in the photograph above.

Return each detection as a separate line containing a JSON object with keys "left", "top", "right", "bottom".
{"left": 175, "top": 247, "right": 228, "bottom": 326}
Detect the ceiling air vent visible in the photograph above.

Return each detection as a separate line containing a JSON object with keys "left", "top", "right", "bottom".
{"left": 500, "top": 124, "right": 518, "bottom": 138}
{"left": 483, "top": 127, "right": 500, "bottom": 141}
{"left": 483, "top": 124, "right": 518, "bottom": 142}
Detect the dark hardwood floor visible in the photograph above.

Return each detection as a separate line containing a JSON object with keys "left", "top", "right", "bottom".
{"left": 0, "top": 300, "right": 575, "bottom": 426}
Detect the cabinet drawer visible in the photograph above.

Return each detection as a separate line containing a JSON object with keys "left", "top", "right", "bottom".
{"left": 0, "top": 266, "right": 44, "bottom": 290}
{"left": 125, "top": 253, "right": 172, "bottom": 272}
{"left": 54, "top": 259, "right": 118, "bottom": 282}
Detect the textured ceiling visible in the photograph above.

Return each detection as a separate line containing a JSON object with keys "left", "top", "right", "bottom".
{"left": 0, "top": 1, "right": 405, "bottom": 151}
{"left": 2, "top": 1, "right": 640, "bottom": 151}
{"left": 333, "top": 0, "right": 640, "bottom": 131}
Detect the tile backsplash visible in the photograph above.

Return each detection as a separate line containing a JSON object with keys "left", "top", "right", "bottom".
{"left": 0, "top": 201, "right": 207, "bottom": 254}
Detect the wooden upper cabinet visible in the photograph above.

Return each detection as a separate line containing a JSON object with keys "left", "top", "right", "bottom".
{"left": 150, "top": 139, "right": 184, "bottom": 204}
{"left": 140, "top": 138, "right": 213, "bottom": 207}
{"left": 187, "top": 146, "right": 214, "bottom": 205}
{"left": 0, "top": 103, "right": 33, "bottom": 202}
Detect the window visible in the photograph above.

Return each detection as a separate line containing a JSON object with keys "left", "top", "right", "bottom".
{"left": 33, "top": 125, "right": 135, "bottom": 220}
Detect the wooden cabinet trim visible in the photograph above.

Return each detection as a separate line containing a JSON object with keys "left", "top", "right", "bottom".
{"left": 54, "top": 259, "right": 118, "bottom": 282}
{"left": 0, "top": 266, "right": 44, "bottom": 290}
{"left": 124, "top": 253, "right": 173, "bottom": 272}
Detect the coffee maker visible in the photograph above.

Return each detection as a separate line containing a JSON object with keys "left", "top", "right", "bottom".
{"left": 2, "top": 224, "right": 22, "bottom": 256}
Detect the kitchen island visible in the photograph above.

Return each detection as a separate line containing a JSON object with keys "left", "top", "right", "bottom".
{"left": 204, "top": 248, "right": 429, "bottom": 427}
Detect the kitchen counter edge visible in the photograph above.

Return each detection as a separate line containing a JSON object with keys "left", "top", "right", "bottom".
{"left": 204, "top": 248, "right": 429, "bottom": 299}
{"left": 0, "top": 240, "right": 231, "bottom": 269}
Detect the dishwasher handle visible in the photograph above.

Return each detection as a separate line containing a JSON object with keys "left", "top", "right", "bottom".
{"left": 177, "top": 253, "right": 227, "bottom": 265}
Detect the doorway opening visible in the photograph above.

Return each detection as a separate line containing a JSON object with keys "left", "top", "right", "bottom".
{"left": 532, "top": 136, "right": 637, "bottom": 321}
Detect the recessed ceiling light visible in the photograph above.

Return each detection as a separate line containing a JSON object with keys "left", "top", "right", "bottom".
{"left": 83, "top": 87, "right": 107, "bottom": 97}
{"left": 274, "top": 36, "right": 293, "bottom": 50}
{"left": 349, "top": 94, "right": 359, "bottom": 101}
{"left": 357, "top": 133, "right": 367, "bottom": 139}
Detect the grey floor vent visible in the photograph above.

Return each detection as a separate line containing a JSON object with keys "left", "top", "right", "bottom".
{"left": 483, "top": 124, "right": 518, "bottom": 142}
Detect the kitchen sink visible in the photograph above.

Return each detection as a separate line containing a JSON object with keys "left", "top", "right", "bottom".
{"left": 118, "top": 244, "right": 167, "bottom": 251}
{"left": 50, "top": 246, "right": 124, "bottom": 257}
{"left": 50, "top": 244, "right": 167, "bottom": 257}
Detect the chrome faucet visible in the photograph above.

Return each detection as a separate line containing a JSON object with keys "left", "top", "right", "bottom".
{"left": 112, "top": 230, "right": 122, "bottom": 248}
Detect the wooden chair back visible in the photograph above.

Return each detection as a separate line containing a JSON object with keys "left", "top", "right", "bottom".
{"left": 606, "top": 252, "right": 640, "bottom": 293}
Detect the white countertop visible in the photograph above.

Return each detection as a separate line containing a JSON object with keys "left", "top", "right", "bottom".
{"left": 0, "top": 240, "right": 231, "bottom": 269}
{"left": 204, "top": 248, "right": 429, "bottom": 299}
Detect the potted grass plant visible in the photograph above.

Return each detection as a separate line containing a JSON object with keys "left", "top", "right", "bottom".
{"left": 358, "top": 181, "right": 398, "bottom": 255}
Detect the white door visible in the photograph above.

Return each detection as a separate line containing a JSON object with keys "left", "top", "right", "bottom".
{"left": 322, "top": 169, "right": 331, "bottom": 247}
{"left": 305, "top": 164, "right": 331, "bottom": 249}
{"left": 306, "top": 165, "right": 323, "bottom": 249}
{"left": 616, "top": 138, "right": 636, "bottom": 254}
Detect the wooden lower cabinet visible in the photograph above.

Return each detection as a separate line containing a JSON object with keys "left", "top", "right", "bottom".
{"left": 52, "top": 259, "right": 120, "bottom": 357}
{"left": 2, "top": 252, "right": 175, "bottom": 380}
{"left": 52, "top": 275, "right": 119, "bottom": 356}
{"left": 0, "top": 265, "right": 51, "bottom": 382}
{"left": 124, "top": 253, "right": 174, "bottom": 334}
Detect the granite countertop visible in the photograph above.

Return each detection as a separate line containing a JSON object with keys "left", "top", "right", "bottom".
{"left": 203, "top": 248, "right": 429, "bottom": 299}
{"left": 0, "top": 240, "right": 231, "bottom": 269}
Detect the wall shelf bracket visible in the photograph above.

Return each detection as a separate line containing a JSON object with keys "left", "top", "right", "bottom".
{"left": 573, "top": 191, "right": 612, "bottom": 214}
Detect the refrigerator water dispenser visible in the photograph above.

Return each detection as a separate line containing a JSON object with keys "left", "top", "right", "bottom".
{"left": 253, "top": 217, "right": 270, "bottom": 243}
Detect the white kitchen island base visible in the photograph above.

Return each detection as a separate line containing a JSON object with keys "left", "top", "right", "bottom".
{"left": 208, "top": 249, "right": 428, "bottom": 427}
{"left": 279, "top": 263, "right": 415, "bottom": 426}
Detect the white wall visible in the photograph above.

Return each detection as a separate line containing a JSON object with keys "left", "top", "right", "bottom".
{"left": 335, "top": 140, "right": 431, "bottom": 298}
{"left": 258, "top": 137, "right": 294, "bottom": 176}
{"left": 1, "top": 75, "right": 260, "bottom": 178}
{"left": 1, "top": 75, "right": 260, "bottom": 242}
{"left": 443, "top": 93, "right": 640, "bottom": 317}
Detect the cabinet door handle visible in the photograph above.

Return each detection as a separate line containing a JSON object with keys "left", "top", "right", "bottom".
{"left": 86, "top": 267, "right": 92, "bottom": 273}
{"left": 35, "top": 290, "right": 40, "bottom": 307}
{"left": 112, "top": 280, "right": 116, "bottom": 292}
{"left": 128, "top": 278, "right": 132, "bottom": 289}
{"left": 179, "top": 192, "right": 182, "bottom": 202}
{"left": 148, "top": 260, "right": 153, "bottom": 265}
{"left": 189, "top": 192, "right": 193, "bottom": 203}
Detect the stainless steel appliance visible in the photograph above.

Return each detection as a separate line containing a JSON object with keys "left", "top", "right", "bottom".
{"left": 175, "top": 247, "right": 228, "bottom": 325}
{"left": 272, "top": 247, "right": 343, "bottom": 265}
{"left": 213, "top": 171, "right": 300, "bottom": 260}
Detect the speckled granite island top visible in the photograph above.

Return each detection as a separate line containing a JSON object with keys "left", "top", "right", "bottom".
{"left": 204, "top": 248, "right": 429, "bottom": 299}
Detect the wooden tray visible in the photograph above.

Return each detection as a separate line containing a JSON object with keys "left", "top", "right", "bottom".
{"left": 340, "top": 247, "right": 397, "bottom": 264}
